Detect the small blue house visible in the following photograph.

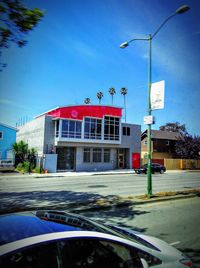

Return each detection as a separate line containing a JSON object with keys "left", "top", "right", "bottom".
{"left": 0, "top": 123, "right": 17, "bottom": 161}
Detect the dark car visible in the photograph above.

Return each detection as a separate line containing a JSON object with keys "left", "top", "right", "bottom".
{"left": 134, "top": 163, "right": 166, "bottom": 174}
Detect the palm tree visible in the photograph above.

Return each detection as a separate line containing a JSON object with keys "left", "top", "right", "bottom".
{"left": 84, "top": 98, "right": 91, "bottom": 104}
{"left": 12, "top": 140, "right": 28, "bottom": 163}
{"left": 97, "top": 91, "right": 103, "bottom": 104}
{"left": 109, "top": 87, "right": 116, "bottom": 105}
{"left": 120, "top": 87, "right": 128, "bottom": 122}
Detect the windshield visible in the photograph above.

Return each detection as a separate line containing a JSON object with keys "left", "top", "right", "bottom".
{"left": 36, "top": 211, "right": 159, "bottom": 251}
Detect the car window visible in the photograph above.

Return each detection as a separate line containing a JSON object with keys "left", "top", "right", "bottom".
{"left": 0, "top": 242, "right": 59, "bottom": 268}
{"left": 58, "top": 238, "right": 143, "bottom": 268}
{"left": 0, "top": 238, "right": 145, "bottom": 268}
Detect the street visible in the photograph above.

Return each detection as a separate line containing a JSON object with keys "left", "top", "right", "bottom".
{"left": 0, "top": 171, "right": 200, "bottom": 266}
{"left": 0, "top": 171, "right": 200, "bottom": 196}
{"left": 0, "top": 171, "right": 200, "bottom": 212}
{"left": 82, "top": 197, "right": 200, "bottom": 267}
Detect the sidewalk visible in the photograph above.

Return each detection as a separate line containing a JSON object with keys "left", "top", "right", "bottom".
{"left": 31, "top": 169, "right": 190, "bottom": 178}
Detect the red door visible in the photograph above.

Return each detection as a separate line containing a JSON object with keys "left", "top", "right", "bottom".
{"left": 132, "top": 153, "right": 140, "bottom": 169}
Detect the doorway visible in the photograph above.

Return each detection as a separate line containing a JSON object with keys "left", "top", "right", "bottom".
{"left": 56, "top": 147, "right": 75, "bottom": 171}
{"left": 118, "top": 153, "right": 124, "bottom": 168}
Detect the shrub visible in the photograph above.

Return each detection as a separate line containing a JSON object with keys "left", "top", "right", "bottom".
{"left": 33, "top": 166, "right": 44, "bottom": 174}
{"left": 16, "top": 161, "right": 33, "bottom": 173}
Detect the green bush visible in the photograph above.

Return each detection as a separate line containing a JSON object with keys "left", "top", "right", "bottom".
{"left": 33, "top": 166, "right": 44, "bottom": 174}
{"left": 16, "top": 161, "right": 33, "bottom": 173}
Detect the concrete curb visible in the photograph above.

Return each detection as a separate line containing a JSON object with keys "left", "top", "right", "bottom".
{"left": 72, "top": 193, "right": 198, "bottom": 212}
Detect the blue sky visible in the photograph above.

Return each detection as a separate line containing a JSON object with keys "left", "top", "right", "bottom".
{"left": 0, "top": 0, "right": 200, "bottom": 135}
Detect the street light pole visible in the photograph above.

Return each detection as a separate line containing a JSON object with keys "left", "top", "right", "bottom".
{"left": 147, "top": 34, "right": 152, "bottom": 196}
{"left": 120, "top": 5, "right": 190, "bottom": 197}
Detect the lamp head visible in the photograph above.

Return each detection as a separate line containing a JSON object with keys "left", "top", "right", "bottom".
{"left": 176, "top": 5, "right": 190, "bottom": 14}
{"left": 120, "top": 41, "right": 129, "bottom": 48}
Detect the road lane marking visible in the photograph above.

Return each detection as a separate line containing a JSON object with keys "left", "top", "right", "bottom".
{"left": 169, "top": 241, "right": 181, "bottom": 246}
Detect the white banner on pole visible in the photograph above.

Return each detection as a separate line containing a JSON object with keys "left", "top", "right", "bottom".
{"left": 151, "top": 80, "right": 165, "bottom": 110}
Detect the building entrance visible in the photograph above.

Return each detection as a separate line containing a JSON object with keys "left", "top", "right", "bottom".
{"left": 56, "top": 147, "right": 75, "bottom": 171}
{"left": 118, "top": 153, "right": 124, "bottom": 168}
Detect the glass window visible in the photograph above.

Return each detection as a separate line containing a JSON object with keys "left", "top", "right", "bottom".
{"left": 69, "top": 121, "right": 75, "bottom": 137}
{"left": 58, "top": 238, "right": 143, "bottom": 268}
{"left": 123, "top": 127, "right": 130, "bottom": 136}
{"left": 0, "top": 242, "right": 59, "bottom": 268}
{"left": 104, "top": 149, "right": 110, "bottom": 162}
{"left": 83, "top": 148, "right": 91, "bottom": 162}
{"left": 93, "top": 148, "right": 102, "bottom": 162}
{"left": 55, "top": 121, "right": 59, "bottom": 137}
{"left": 104, "top": 116, "right": 119, "bottom": 141}
{"left": 0, "top": 131, "right": 3, "bottom": 140}
{"left": 61, "top": 120, "right": 82, "bottom": 139}
{"left": 76, "top": 122, "right": 82, "bottom": 136}
{"left": 84, "top": 117, "right": 102, "bottom": 140}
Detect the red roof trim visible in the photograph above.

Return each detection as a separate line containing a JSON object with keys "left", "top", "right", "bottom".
{"left": 40, "top": 105, "right": 122, "bottom": 120}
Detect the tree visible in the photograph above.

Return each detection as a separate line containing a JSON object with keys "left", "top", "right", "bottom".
{"left": 159, "top": 122, "right": 188, "bottom": 136}
{"left": 12, "top": 140, "right": 37, "bottom": 168}
{"left": 109, "top": 87, "right": 116, "bottom": 105}
{"left": 120, "top": 87, "right": 128, "bottom": 122}
{"left": 84, "top": 98, "right": 91, "bottom": 104}
{"left": 12, "top": 140, "right": 28, "bottom": 163}
{"left": 175, "top": 135, "right": 200, "bottom": 159}
{"left": 0, "top": 0, "right": 44, "bottom": 69}
{"left": 97, "top": 91, "right": 103, "bottom": 104}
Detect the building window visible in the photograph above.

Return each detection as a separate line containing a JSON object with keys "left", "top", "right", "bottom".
{"left": 123, "top": 127, "right": 130, "bottom": 136}
{"left": 144, "top": 140, "right": 147, "bottom": 145}
{"left": 55, "top": 121, "right": 59, "bottom": 137}
{"left": 104, "top": 116, "right": 119, "bottom": 141}
{"left": 61, "top": 120, "right": 82, "bottom": 138}
{"left": 83, "top": 148, "right": 91, "bottom": 162}
{"left": 0, "top": 131, "right": 3, "bottom": 140}
{"left": 93, "top": 148, "right": 102, "bottom": 162}
{"left": 104, "top": 149, "right": 110, "bottom": 162}
{"left": 84, "top": 118, "right": 102, "bottom": 140}
{"left": 166, "top": 140, "right": 170, "bottom": 146}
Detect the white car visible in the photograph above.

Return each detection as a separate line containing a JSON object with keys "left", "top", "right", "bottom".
{"left": 0, "top": 210, "right": 193, "bottom": 267}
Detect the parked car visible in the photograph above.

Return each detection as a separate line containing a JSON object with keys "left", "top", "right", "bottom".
{"left": 0, "top": 210, "right": 192, "bottom": 267}
{"left": 134, "top": 163, "right": 166, "bottom": 174}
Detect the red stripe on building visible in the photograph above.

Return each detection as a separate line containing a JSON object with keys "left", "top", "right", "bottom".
{"left": 45, "top": 105, "right": 122, "bottom": 120}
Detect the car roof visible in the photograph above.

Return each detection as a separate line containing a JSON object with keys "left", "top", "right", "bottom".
{"left": 0, "top": 213, "right": 80, "bottom": 245}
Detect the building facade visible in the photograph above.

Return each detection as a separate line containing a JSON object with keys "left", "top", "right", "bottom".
{"left": 17, "top": 105, "right": 141, "bottom": 172}
{"left": 0, "top": 123, "right": 17, "bottom": 161}
{"left": 141, "top": 129, "right": 181, "bottom": 162}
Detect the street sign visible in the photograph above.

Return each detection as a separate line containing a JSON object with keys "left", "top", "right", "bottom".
{"left": 151, "top": 80, "right": 165, "bottom": 110}
{"left": 144, "top": 115, "right": 154, "bottom": 125}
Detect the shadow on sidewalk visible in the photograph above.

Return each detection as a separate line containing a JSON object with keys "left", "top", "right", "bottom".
{"left": 0, "top": 190, "right": 148, "bottom": 233}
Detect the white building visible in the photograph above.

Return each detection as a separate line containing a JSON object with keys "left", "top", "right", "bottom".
{"left": 17, "top": 105, "right": 141, "bottom": 172}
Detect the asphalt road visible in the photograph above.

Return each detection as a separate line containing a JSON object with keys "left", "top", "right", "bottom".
{"left": 82, "top": 197, "right": 200, "bottom": 267}
{"left": 1, "top": 171, "right": 200, "bottom": 196}
{"left": 0, "top": 171, "right": 200, "bottom": 266}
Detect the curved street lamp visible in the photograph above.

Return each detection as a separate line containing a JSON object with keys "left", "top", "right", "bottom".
{"left": 120, "top": 5, "right": 190, "bottom": 197}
